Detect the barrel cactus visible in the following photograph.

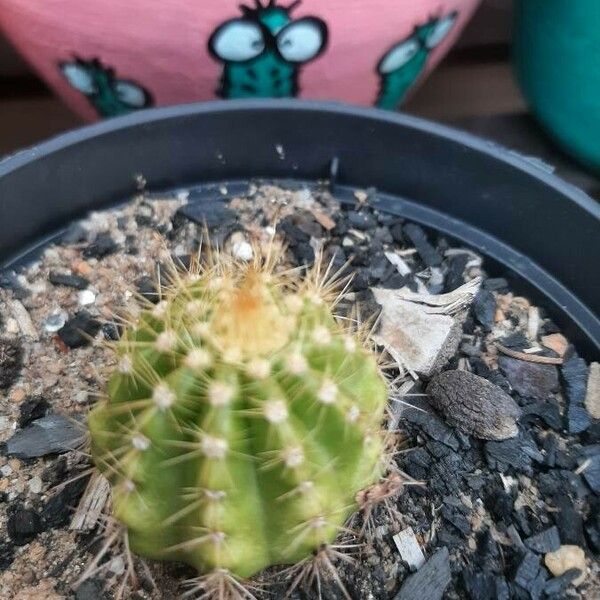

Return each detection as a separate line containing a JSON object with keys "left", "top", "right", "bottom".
{"left": 88, "top": 249, "right": 388, "bottom": 591}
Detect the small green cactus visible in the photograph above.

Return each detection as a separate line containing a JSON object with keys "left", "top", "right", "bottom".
{"left": 88, "top": 251, "right": 387, "bottom": 583}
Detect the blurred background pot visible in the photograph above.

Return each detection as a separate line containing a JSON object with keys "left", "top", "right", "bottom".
{"left": 0, "top": 0, "right": 480, "bottom": 121}
{"left": 513, "top": 0, "right": 600, "bottom": 172}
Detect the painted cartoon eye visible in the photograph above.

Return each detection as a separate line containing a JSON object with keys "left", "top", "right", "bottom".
{"left": 60, "top": 62, "right": 98, "bottom": 95}
{"left": 114, "top": 80, "right": 148, "bottom": 108}
{"left": 425, "top": 12, "right": 458, "bottom": 49}
{"left": 377, "top": 39, "right": 420, "bottom": 74}
{"left": 208, "top": 19, "right": 265, "bottom": 62}
{"left": 276, "top": 17, "right": 327, "bottom": 63}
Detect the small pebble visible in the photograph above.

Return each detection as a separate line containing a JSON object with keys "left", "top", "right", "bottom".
{"left": 109, "top": 556, "right": 125, "bottom": 575}
{"left": 43, "top": 310, "right": 68, "bottom": 333}
{"left": 544, "top": 545, "right": 587, "bottom": 586}
{"left": 28, "top": 476, "right": 43, "bottom": 494}
{"left": 77, "top": 289, "right": 96, "bottom": 306}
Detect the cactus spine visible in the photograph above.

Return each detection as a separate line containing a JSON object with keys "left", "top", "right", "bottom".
{"left": 88, "top": 250, "right": 388, "bottom": 582}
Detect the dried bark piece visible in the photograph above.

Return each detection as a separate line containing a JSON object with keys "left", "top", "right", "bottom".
{"left": 70, "top": 471, "right": 111, "bottom": 531}
{"left": 426, "top": 370, "right": 522, "bottom": 440}
{"left": 585, "top": 362, "right": 600, "bottom": 419}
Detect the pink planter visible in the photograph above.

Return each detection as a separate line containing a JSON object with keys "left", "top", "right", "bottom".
{"left": 1, "top": 0, "right": 480, "bottom": 120}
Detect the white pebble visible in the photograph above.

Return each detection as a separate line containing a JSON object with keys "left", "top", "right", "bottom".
{"left": 78, "top": 289, "right": 96, "bottom": 306}
{"left": 28, "top": 476, "right": 43, "bottom": 494}
{"left": 0, "top": 416, "right": 11, "bottom": 432}
{"left": 43, "top": 310, "right": 68, "bottom": 332}
{"left": 0, "top": 465, "right": 13, "bottom": 477}
{"left": 75, "top": 391, "right": 88, "bottom": 404}
{"left": 232, "top": 240, "right": 253, "bottom": 261}
{"left": 108, "top": 556, "right": 125, "bottom": 575}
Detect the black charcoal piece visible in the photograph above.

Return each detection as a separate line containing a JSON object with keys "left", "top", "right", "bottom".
{"left": 444, "top": 254, "right": 468, "bottom": 293}
{"left": 441, "top": 505, "right": 471, "bottom": 536}
{"left": 0, "top": 270, "right": 29, "bottom": 299}
{"left": 7, "top": 507, "right": 42, "bottom": 546}
{"left": 403, "top": 223, "right": 442, "bottom": 267}
{"left": 7, "top": 414, "right": 85, "bottom": 459}
{"left": 543, "top": 569, "right": 581, "bottom": 596}
{"left": 176, "top": 199, "right": 236, "bottom": 228}
{"left": 462, "top": 570, "right": 496, "bottom": 600}
{"left": 585, "top": 506, "right": 600, "bottom": 553}
{"left": 82, "top": 233, "right": 118, "bottom": 259}
{"left": 57, "top": 311, "right": 100, "bottom": 348}
{"left": 566, "top": 405, "right": 592, "bottom": 434}
{"left": 42, "top": 475, "right": 89, "bottom": 529}
{"left": 485, "top": 433, "right": 543, "bottom": 474}
{"left": 0, "top": 337, "right": 23, "bottom": 390}
{"left": 524, "top": 526, "right": 560, "bottom": 554}
{"left": 514, "top": 552, "right": 545, "bottom": 598}
{"left": 389, "top": 222, "right": 404, "bottom": 243}
{"left": 135, "top": 275, "right": 160, "bottom": 303}
{"left": 394, "top": 547, "right": 450, "bottom": 600}
{"left": 472, "top": 289, "right": 496, "bottom": 331}
{"left": 553, "top": 495, "right": 585, "bottom": 546}
{"left": 101, "top": 322, "right": 121, "bottom": 341}
{"left": 500, "top": 331, "right": 530, "bottom": 349}
{"left": 347, "top": 210, "right": 376, "bottom": 231}
{"left": 18, "top": 396, "right": 50, "bottom": 427}
{"left": 582, "top": 454, "right": 600, "bottom": 494}
{"left": 498, "top": 356, "right": 559, "bottom": 399}
{"left": 483, "top": 277, "right": 509, "bottom": 291}
{"left": 561, "top": 354, "right": 592, "bottom": 433}
{"left": 75, "top": 580, "right": 104, "bottom": 600}
{"left": 520, "top": 401, "right": 562, "bottom": 430}
{"left": 0, "top": 541, "right": 14, "bottom": 571}
{"left": 427, "top": 370, "right": 521, "bottom": 440}
{"left": 403, "top": 406, "right": 460, "bottom": 450}
{"left": 561, "top": 354, "right": 588, "bottom": 405}
{"left": 293, "top": 241, "right": 315, "bottom": 265}
{"left": 48, "top": 272, "right": 90, "bottom": 290}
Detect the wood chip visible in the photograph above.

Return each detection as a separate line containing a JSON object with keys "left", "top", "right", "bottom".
{"left": 527, "top": 306, "right": 540, "bottom": 341}
{"left": 393, "top": 526, "right": 425, "bottom": 570}
{"left": 9, "top": 300, "right": 38, "bottom": 340}
{"left": 585, "top": 362, "right": 600, "bottom": 419}
{"left": 309, "top": 208, "right": 336, "bottom": 230}
{"left": 541, "top": 333, "right": 569, "bottom": 357}
{"left": 385, "top": 251, "right": 412, "bottom": 276}
{"left": 496, "top": 343, "right": 563, "bottom": 365}
{"left": 70, "top": 471, "right": 111, "bottom": 531}
{"left": 396, "top": 277, "right": 481, "bottom": 315}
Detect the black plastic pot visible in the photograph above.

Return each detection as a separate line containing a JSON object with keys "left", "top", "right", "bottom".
{"left": 0, "top": 100, "right": 599, "bottom": 357}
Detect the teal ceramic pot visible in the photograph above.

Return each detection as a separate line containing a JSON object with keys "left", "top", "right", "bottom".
{"left": 513, "top": 1, "right": 600, "bottom": 172}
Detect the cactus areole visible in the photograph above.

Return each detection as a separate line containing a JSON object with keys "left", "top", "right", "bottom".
{"left": 88, "top": 253, "right": 388, "bottom": 579}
